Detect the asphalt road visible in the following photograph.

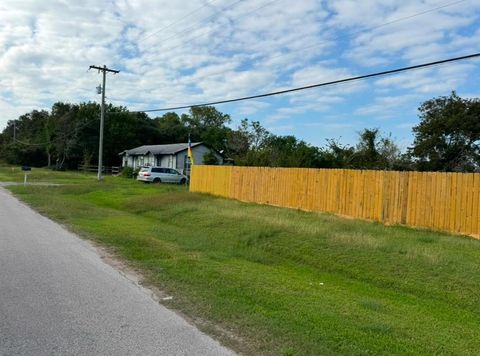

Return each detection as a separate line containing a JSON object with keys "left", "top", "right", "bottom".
{"left": 0, "top": 188, "right": 234, "bottom": 356}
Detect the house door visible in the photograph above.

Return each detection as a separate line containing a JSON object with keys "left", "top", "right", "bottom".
{"left": 183, "top": 155, "right": 190, "bottom": 175}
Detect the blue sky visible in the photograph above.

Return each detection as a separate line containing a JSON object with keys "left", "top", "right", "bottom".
{"left": 0, "top": 0, "right": 479, "bottom": 150}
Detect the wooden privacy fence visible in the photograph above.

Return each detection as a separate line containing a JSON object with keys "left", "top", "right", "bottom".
{"left": 190, "top": 166, "right": 480, "bottom": 238}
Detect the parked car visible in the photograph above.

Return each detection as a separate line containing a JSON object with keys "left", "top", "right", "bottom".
{"left": 137, "top": 166, "right": 188, "bottom": 184}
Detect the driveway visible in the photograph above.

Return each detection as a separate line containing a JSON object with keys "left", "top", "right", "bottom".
{"left": 0, "top": 188, "right": 234, "bottom": 356}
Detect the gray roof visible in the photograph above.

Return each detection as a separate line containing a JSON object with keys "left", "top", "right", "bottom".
{"left": 119, "top": 142, "right": 203, "bottom": 156}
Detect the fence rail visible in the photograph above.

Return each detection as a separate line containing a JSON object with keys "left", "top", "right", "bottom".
{"left": 190, "top": 166, "right": 480, "bottom": 238}
{"left": 78, "top": 165, "right": 120, "bottom": 174}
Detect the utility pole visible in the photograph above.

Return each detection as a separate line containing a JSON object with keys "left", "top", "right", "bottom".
{"left": 89, "top": 65, "right": 119, "bottom": 180}
{"left": 13, "top": 120, "right": 16, "bottom": 143}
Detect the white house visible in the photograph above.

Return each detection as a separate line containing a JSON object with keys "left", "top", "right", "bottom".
{"left": 119, "top": 142, "right": 223, "bottom": 173}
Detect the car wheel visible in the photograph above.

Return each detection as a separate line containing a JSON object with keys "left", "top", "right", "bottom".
{"left": 153, "top": 178, "right": 161, "bottom": 184}
{"left": 180, "top": 178, "right": 186, "bottom": 185}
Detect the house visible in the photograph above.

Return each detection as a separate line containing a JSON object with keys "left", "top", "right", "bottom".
{"left": 119, "top": 142, "right": 223, "bottom": 174}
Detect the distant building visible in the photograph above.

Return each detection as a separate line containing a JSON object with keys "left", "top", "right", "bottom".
{"left": 118, "top": 142, "right": 223, "bottom": 174}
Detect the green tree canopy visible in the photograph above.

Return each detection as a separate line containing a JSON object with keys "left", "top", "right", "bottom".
{"left": 1, "top": 102, "right": 412, "bottom": 171}
{"left": 410, "top": 92, "right": 480, "bottom": 172}
{"left": 353, "top": 128, "right": 402, "bottom": 170}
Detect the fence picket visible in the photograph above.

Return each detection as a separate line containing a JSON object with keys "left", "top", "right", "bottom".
{"left": 190, "top": 166, "right": 480, "bottom": 238}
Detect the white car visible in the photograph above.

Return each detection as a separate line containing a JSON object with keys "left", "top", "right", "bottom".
{"left": 137, "top": 166, "right": 188, "bottom": 184}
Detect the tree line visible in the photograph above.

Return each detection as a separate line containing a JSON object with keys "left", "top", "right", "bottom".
{"left": 0, "top": 92, "right": 478, "bottom": 172}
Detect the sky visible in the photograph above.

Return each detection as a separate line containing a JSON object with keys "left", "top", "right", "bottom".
{"left": 0, "top": 0, "right": 479, "bottom": 150}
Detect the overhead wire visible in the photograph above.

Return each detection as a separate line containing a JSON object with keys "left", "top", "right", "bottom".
{"left": 107, "top": 0, "right": 281, "bottom": 107}
{"left": 118, "top": 52, "right": 480, "bottom": 113}
{"left": 152, "top": 0, "right": 282, "bottom": 55}
{"left": 136, "top": 0, "right": 220, "bottom": 44}
{"left": 5, "top": 53, "right": 478, "bottom": 146}
{"left": 138, "top": 0, "right": 244, "bottom": 48}
{"left": 3, "top": 0, "right": 473, "bottom": 141}
{"left": 114, "top": 0, "right": 467, "bottom": 110}
{"left": 172, "top": 0, "right": 468, "bottom": 84}
{"left": 120, "top": 0, "right": 463, "bottom": 108}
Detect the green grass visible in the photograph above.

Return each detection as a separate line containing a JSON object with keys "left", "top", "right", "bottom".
{"left": 2, "top": 166, "right": 480, "bottom": 355}
{"left": 0, "top": 163, "right": 95, "bottom": 184}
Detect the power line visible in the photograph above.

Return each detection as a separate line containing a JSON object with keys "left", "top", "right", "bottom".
{"left": 122, "top": 52, "right": 480, "bottom": 113}
{"left": 154, "top": 0, "right": 281, "bottom": 55}
{"left": 136, "top": 0, "right": 219, "bottom": 44}
{"left": 139, "top": 0, "right": 244, "bottom": 48}
{"left": 110, "top": 0, "right": 468, "bottom": 111}
{"left": 173, "top": 0, "right": 467, "bottom": 85}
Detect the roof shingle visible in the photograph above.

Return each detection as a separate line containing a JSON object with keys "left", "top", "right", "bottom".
{"left": 119, "top": 142, "right": 202, "bottom": 156}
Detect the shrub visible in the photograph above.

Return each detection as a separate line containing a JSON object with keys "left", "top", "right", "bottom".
{"left": 202, "top": 150, "right": 219, "bottom": 165}
{"left": 121, "top": 166, "right": 136, "bottom": 178}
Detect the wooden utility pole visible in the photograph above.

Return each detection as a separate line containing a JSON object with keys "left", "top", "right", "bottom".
{"left": 89, "top": 65, "right": 119, "bottom": 180}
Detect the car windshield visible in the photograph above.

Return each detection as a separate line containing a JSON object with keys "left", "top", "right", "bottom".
{"left": 140, "top": 167, "right": 149, "bottom": 172}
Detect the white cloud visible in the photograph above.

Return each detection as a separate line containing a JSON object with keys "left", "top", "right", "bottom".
{"left": 236, "top": 100, "right": 271, "bottom": 116}
{"left": 355, "top": 94, "right": 420, "bottom": 118}
{"left": 396, "top": 122, "right": 417, "bottom": 129}
{"left": 373, "top": 63, "right": 475, "bottom": 94}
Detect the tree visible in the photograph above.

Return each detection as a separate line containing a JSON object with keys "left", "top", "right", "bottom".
{"left": 355, "top": 128, "right": 380, "bottom": 168}
{"left": 0, "top": 102, "right": 416, "bottom": 171}
{"left": 182, "top": 106, "right": 232, "bottom": 152}
{"left": 103, "top": 106, "right": 161, "bottom": 166}
{"left": 0, "top": 102, "right": 163, "bottom": 169}
{"left": 226, "top": 118, "right": 250, "bottom": 159}
{"left": 260, "top": 135, "right": 322, "bottom": 167}
{"left": 1, "top": 110, "right": 51, "bottom": 166}
{"left": 352, "top": 128, "right": 401, "bottom": 170}
{"left": 50, "top": 102, "right": 80, "bottom": 169}
{"left": 202, "top": 150, "right": 219, "bottom": 165}
{"left": 154, "top": 112, "right": 189, "bottom": 143}
{"left": 410, "top": 92, "right": 480, "bottom": 172}
{"left": 227, "top": 119, "right": 273, "bottom": 165}
{"left": 320, "top": 139, "right": 356, "bottom": 168}
{"left": 377, "top": 134, "right": 405, "bottom": 170}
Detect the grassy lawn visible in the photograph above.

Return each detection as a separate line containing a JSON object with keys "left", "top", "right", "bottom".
{"left": 2, "top": 166, "right": 480, "bottom": 355}
{"left": 0, "top": 164, "right": 94, "bottom": 184}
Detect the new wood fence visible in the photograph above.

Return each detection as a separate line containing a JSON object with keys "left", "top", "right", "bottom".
{"left": 190, "top": 166, "right": 480, "bottom": 238}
